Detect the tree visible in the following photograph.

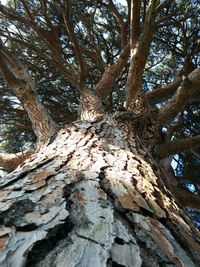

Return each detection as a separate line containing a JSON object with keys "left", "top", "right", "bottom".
{"left": 0, "top": 0, "right": 200, "bottom": 266}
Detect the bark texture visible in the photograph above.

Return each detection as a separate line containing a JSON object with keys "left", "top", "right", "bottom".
{"left": 0, "top": 114, "right": 199, "bottom": 267}
{"left": 0, "top": 151, "right": 33, "bottom": 173}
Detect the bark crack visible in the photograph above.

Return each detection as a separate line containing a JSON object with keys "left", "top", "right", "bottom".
{"left": 25, "top": 219, "right": 74, "bottom": 267}
{"left": 75, "top": 232, "right": 106, "bottom": 248}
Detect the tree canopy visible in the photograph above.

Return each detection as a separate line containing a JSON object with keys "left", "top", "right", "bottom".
{"left": 0, "top": 0, "right": 200, "bottom": 226}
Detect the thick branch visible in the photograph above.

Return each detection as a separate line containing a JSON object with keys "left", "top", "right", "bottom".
{"left": 0, "top": 42, "right": 57, "bottom": 147}
{"left": 160, "top": 158, "right": 200, "bottom": 209}
{"left": 131, "top": 0, "right": 141, "bottom": 41}
{"left": 177, "top": 176, "right": 200, "bottom": 187}
{"left": 79, "top": 90, "right": 105, "bottom": 121}
{"left": 156, "top": 135, "right": 200, "bottom": 158}
{"left": 172, "top": 186, "right": 200, "bottom": 210}
{"left": 125, "top": 0, "right": 159, "bottom": 112}
{"left": 157, "top": 68, "right": 200, "bottom": 127}
{"left": 146, "top": 74, "right": 182, "bottom": 105}
{"left": 94, "top": 43, "right": 130, "bottom": 97}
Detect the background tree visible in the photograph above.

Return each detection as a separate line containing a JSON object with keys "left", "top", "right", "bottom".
{"left": 0, "top": 0, "right": 200, "bottom": 266}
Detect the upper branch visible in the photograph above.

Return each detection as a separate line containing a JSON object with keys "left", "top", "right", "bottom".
{"left": 0, "top": 3, "right": 78, "bottom": 89}
{"left": 125, "top": 0, "right": 159, "bottom": 113}
{"left": 59, "top": 3, "right": 86, "bottom": 91}
{"left": 94, "top": 43, "right": 130, "bottom": 97}
{"left": 157, "top": 68, "right": 200, "bottom": 127}
{"left": 146, "top": 73, "right": 182, "bottom": 105}
{"left": 108, "top": 0, "right": 128, "bottom": 48}
{"left": 131, "top": 0, "right": 141, "bottom": 42}
{"left": 156, "top": 134, "right": 200, "bottom": 158}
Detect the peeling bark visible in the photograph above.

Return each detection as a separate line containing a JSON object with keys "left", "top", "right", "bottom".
{"left": 0, "top": 114, "right": 199, "bottom": 267}
{"left": 0, "top": 150, "right": 32, "bottom": 173}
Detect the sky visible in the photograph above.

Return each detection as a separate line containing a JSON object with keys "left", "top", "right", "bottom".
{"left": 0, "top": 0, "right": 7, "bottom": 4}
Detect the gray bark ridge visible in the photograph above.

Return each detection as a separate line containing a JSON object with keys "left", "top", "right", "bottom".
{"left": 0, "top": 115, "right": 199, "bottom": 267}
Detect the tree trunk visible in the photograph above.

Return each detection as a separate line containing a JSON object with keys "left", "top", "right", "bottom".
{"left": 0, "top": 113, "right": 199, "bottom": 267}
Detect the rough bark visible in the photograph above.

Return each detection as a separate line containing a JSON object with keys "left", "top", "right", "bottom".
{"left": 0, "top": 113, "right": 199, "bottom": 267}
{"left": 0, "top": 150, "right": 33, "bottom": 173}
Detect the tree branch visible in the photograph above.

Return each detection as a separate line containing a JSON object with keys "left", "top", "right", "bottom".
{"left": 155, "top": 0, "right": 173, "bottom": 12}
{"left": 59, "top": 3, "right": 86, "bottom": 91}
{"left": 21, "top": 0, "right": 34, "bottom": 21}
{"left": 157, "top": 68, "right": 200, "bottom": 127}
{"left": 108, "top": 0, "right": 128, "bottom": 48}
{"left": 0, "top": 41, "right": 57, "bottom": 147}
{"left": 94, "top": 43, "right": 130, "bottom": 97}
{"left": 0, "top": 3, "right": 79, "bottom": 89}
{"left": 156, "top": 134, "right": 200, "bottom": 158}
{"left": 0, "top": 3, "right": 33, "bottom": 26}
{"left": 74, "top": 13, "right": 105, "bottom": 72}
{"left": 165, "top": 112, "right": 184, "bottom": 141}
{"left": 177, "top": 176, "right": 200, "bottom": 187}
{"left": 172, "top": 186, "right": 200, "bottom": 210}
{"left": 131, "top": 0, "right": 141, "bottom": 41}
{"left": 146, "top": 73, "right": 182, "bottom": 105}
{"left": 125, "top": 0, "right": 159, "bottom": 113}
